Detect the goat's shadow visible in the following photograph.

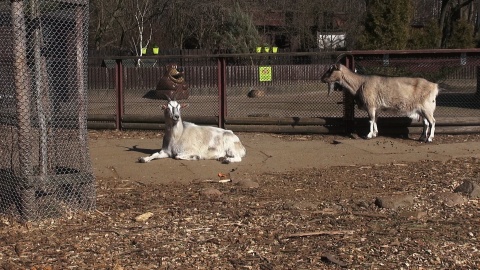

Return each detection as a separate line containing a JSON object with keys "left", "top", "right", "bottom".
{"left": 353, "top": 119, "right": 423, "bottom": 142}
{"left": 123, "top": 145, "right": 159, "bottom": 155}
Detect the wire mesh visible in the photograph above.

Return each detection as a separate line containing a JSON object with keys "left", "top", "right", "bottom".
{"left": 87, "top": 65, "right": 116, "bottom": 116}
{"left": 0, "top": 0, "right": 94, "bottom": 220}
{"left": 122, "top": 57, "right": 219, "bottom": 118}
{"left": 225, "top": 54, "right": 342, "bottom": 118}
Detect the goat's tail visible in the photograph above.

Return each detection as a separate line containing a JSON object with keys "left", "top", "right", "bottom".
{"left": 435, "top": 83, "right": 443, "bottom": 95}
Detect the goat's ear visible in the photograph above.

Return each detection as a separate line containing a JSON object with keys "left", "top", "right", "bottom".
{"left": 334, "top": 64, "right": 341, "bottom": 70}
{"left": 181, "top": 103, "right": 189, "bottom": 108}
{"left": 161, "top": 104, "right": 168, "bottom": 110}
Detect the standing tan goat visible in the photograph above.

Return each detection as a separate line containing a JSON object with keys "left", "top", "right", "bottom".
{"left": 321, "top": 64, "right": 439, "bottom": 142}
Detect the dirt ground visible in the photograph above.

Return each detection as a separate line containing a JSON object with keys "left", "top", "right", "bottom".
{"left": 1, "top": 131, "right": 480, "bottom": 269}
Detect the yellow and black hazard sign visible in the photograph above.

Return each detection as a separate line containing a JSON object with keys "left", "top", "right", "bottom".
{"left": 259, "top": 66, "right": 272, "bottom": 82}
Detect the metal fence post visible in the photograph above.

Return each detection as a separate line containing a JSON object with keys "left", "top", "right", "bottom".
{"left": 343, "top": 54, "right": 356, "bottom": 134}
{"left": 115, "top": 59, "right": 124, "bottom": 130}
{"left": 217, "top": 57, "right": 227, "bottom": 128}
{"left": 477, "top": 66, "right": 480, "bottom": 96}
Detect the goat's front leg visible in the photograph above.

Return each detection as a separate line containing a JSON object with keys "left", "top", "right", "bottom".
{"left": 138, "top": 150, "right": 169, "bottom": 163}
{"left": 419, "top": 117, "right": 428, "bottom": 141}
{"left": 427, "top": 120, "right": 435, "bottom": 142}
{"left": 366, "top": 109, "right": 378, "bottom": 139}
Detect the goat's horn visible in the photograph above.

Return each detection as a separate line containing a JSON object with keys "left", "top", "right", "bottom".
{"left": 334, "top": 53, "right": 353, "bottom": 64}
{"left": 166, "top": 94, "right": 171, "bottom": 101}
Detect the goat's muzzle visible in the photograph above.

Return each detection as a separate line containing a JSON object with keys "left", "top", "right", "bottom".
{"left": 321, "top": 72, "right": 334, "bottom": 96}
{"left": 321, "top": 64, "right": 340, "bottom": 96}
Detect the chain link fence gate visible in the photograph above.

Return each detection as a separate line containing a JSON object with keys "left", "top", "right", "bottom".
{"left": 0, "top": 0, "right": 94, "bottom": 220}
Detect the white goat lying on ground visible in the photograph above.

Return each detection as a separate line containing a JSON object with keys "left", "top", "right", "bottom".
{"left": 321, "top": 64, "right": 439, "bottom": 142}
{"left": 139, "top": 100, "right": 246, "bottom": 163}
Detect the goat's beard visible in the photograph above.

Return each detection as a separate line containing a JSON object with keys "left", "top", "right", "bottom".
{"left": 328, "top": 83, "right": 335, "bottom": 96}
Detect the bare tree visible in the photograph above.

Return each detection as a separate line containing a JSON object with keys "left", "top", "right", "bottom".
{"left": 89, "top": 0, "right": 125, "bottom": 52}
{"left": 186, "top": 1, "right": 225, "bottom": 50}
{"left": 130, "top": 0, "right": 153, "bottom": 57}
{"left": 89, "top": 0, "right": 169, "bottom": 54}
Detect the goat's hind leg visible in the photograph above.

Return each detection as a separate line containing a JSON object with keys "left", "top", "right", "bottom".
{"left": 418, "top": 111, "right": 435, "bottom": 142}
{"left": 219, "top": 136, "right": 245, "bottom": 163}
{"left": 218, "top": 154, "right": 243, "bottom": 164}
{"left": 424, "top": 114, "right": 435, "bottom": 142}
{"left": 139, "top": 150, "right": 169, "bottom": 163}
{"left": 175, "top": 153, "right": 201, "bottom": 161}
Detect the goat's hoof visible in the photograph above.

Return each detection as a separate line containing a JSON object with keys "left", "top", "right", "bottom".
{"left": 418, "top": 137, "right": 431, "bottom": 143}
{"left": 138, "top": 157, "right": 147, "bottom": 163}
{"left": 218, "top": 157, "right": 231, "bottom": 164}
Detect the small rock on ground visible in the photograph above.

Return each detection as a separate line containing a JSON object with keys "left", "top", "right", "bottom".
{"left": 283, "top": 201, "right": 318, "bottom": 210}
{"left": 375, "top": 194, "right": 415, "bottom": 209}
{"left": 200, "top": 187, "right": 223, "bottom": 197}
{"left": 234, "top": 179, "right": 260, "bottom": 189}
{"left": 433, "top": 192, "right": 467, "bottom": 207}
{"left": 454, "top": 180, "right": 480, "bottom": 198}
{"left": 398, "top": 210, "right": 427, "bottom": 220}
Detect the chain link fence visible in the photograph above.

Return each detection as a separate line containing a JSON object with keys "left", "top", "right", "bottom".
{"left": 225, "top": 54, "right": 338, "bottom": 117}
{"left": 87, "top": 50, "right": 480, "bottom": 134}
{"left": 88, "top": 56, "right": 220, "bottom": 129}
{"left": 0, "top": 0, "right": 94, "bottom": 220}
{"left": 222, "top": 53, "right": 344, "bottom": 133}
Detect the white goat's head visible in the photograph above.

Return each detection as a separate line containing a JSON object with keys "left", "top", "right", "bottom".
{"left": 321, "top": 64, "right": 344, "bottom": 96}
{"left": 162, "top": 100, "right": 188, "bottom": 122}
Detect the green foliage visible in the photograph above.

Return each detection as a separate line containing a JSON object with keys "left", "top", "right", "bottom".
{"left": 210, "top": 3, "right": 261, "bottom": 53}
{"left": 357, "top": 0, "right": 412, "bottom": 50}
{"left": 445, "top": 19, "right": 475, "bottom": 49}
{"left": 408, "top": 19, "right": 442, "bottom": 49}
